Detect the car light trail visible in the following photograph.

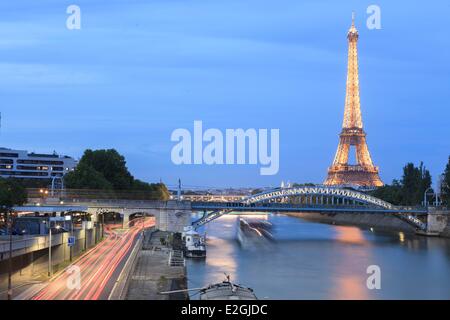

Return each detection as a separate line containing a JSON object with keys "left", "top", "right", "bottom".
{"left": 31, "top": 218, "right": 154, "bottom": 300}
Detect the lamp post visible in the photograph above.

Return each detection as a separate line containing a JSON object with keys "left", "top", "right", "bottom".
{"left": 84, "top": 216, "right": 87, "bottom": 251}
{"left": 48, "top": 221, "right": 60, "bottom": 277}
{"left": 48, "top": 220, "right": 52, "bottom": 277}
{"left": 7, "top": 210, "right": 13, "bottom": 300}
{"left": 102, "top": 213, "right": 104, "bottom": 239}
{"left": 70, "top": 216, "right": 73, "bottom": 262}
{"left": 424, "top": 187, "right": 433, "bottom": 207}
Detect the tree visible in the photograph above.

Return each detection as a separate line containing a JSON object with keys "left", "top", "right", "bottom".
{"left": 64, "top": 162, "right": 113, "bottom": 190}
{"left": 292, "top": 183, "right": 316, "bottom": 187}
{"left": 64, "top": 149, "right": 170, "bottom": 200}
{"left": 77, "top": 149, "right": 134, "bottom": 190}
{"left": 0, "top": 178, "right": 27, "bottom": 210}
{"left": 371, "top": 179, "right": 403, "bottom": 205}
{"left": 370, "top": 162, "right": 432, "bottom": 206}
{"left": 132, "top": 180, "right": 170, "bottom": 200}
{"left": 418, "top": 162, "right": 432, "bottom": 204}
{"left": 400, "top": 162, "right": 432, "bottom": 205}
{"left": 251, "top": 188, "right": 263, "bottom": 195}
{"left": 0, "top": 178, "right": 27, "bottom": 230}
{"left": 442, "top": 156, "right": 450, "bottom": 205}
{"left": 401, "top": 163, "right": 420, "bottom": 204}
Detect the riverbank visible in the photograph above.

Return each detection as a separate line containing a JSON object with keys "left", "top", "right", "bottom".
{"left": 284, "top": 212, "right": 416, "bottom": 233}
{"left": 284, "top": 211, "right": 450, "bottom": 238}
{"left": 124, "top": 229, "right": 188, "bottom": 300}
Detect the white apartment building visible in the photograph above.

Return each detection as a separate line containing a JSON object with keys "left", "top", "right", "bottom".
{"left": 0, "top": 147, "right": 77, "bottom": 180}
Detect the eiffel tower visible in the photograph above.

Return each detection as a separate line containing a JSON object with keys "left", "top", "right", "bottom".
{"left": 324, "top": 15, "right": 383, "bottom": 187}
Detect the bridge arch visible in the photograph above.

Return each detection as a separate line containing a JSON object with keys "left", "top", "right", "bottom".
{"left": 243, "top": 186, "right": 394, "bottom": 209}
{"left": 192, "top": 186, "right": 403, "bottom": 228}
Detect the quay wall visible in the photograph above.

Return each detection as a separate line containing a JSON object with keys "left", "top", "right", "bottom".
{"left": 285, "top": 211, "right": 450, "bottom": 238}
{"left": 284, "top": 212, "right": 416, "bottom": 233}
{"left": 441, "top": 219, "right": 450, "bottom": 238}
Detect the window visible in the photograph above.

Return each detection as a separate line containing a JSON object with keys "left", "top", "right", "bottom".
{"left": 0, "top": 152, "right": 18, "bottom": 158}
{"left": 17, "top": 159, "right": 64, "bottom": 165}
{"left": 0, "top": 171, "right": 48, "bottom": 177}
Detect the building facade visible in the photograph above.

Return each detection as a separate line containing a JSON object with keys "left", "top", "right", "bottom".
{"left": 0, "top": 147, "right": 77, "bottom": 180}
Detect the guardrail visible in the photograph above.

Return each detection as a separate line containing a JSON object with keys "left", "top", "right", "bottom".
{"left": 108, "top": 234, "right": 144, "bottom": 300}
{"left": 191, "top": 201, "right": 428, "bottom": 213}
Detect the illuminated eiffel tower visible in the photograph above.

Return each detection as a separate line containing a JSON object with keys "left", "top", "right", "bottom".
{"left": 324, "top": 15, "right": 383, "bottom": 187}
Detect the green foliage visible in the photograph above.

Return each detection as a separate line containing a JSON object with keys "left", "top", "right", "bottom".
{"left": 251, "top": 188, "right": 263, "bottom": 195}
{"left": 12, "top": 178, "right": 51, "bottom": 189}
{"left": 370, "top": 162, "right": 432, "bottom": 205}
{"left": 371, "top": 180, "right": 403, "bottom": 205}
{"left": 442, "top": 156, "right": 450, "bottom": 205}
{"left": 400, "top": 162, "right": 432, "bottom": 205}
{"left": 65, "top": 149, "right": 169, "bottom": 200}
{"left": 0, "top": 178, "right": 27, "bottom": 210}
{"left": 77, "top": 149, "right": 134, "bottom": 190}
{"left": 293, "top": 183, "right": 316, "bottom": 187}
{"left": 64, "top": 162, "right": 113, "bottom": 190}
{"left": 132, "top": 180, "right": 171, "bottom": 200}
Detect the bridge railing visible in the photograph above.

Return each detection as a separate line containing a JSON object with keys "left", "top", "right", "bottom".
{"left": 27, "top": 188, "right": 165, "bottom": 201}
{"left": 191, "top": 201, "right": 428, "bottom": 213}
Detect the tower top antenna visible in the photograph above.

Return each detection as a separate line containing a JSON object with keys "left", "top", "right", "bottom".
{"left": 348, "top": 12, "right": 358, "bottom": 40}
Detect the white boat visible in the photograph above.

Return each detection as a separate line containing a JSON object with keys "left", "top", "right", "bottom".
{"left": 159, "top": 274, "right": 257, "bottom": 300}
{"left": 237, "top": 217, "right": 274, "bottom": 248}
{"left": 182, "top": 226, "right": 206, "bottom": 258}
{"left": 199, "top": 276, "right": 257, "bottom": 300}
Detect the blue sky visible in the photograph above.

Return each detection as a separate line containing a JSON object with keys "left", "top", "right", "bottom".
{"left": 0, "top": 0, "right": 449, "bottom": 188}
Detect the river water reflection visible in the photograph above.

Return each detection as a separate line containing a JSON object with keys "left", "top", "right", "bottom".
{"left": 186, "top": 213, "right": 450, "bottom": 299}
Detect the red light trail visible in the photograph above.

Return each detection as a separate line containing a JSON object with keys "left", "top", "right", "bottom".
{"left": 31, "top": 218, "right": 154, "bottom": 300}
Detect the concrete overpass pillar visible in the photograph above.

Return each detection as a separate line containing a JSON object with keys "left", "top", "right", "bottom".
{"left": 122, "top": 209, "right": 129, "bottom": 228}
{"left": 154, "top": 201, "right": 192, "bottom": 233}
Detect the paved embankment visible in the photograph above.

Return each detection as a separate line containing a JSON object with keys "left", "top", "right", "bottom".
{"left": 124, "top": 229, "right": 187, "bottom": 300}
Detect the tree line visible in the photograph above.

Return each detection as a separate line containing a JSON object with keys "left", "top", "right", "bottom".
{"left": 64, "top": 149, "right": 171, "bottom": 200}
{"left": 370, "top": 157, "right": 450, "bottom": 206}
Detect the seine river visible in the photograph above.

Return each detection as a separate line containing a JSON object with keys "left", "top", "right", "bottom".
{"left": 186, "top": 213, "right": 450, "bottom": 299}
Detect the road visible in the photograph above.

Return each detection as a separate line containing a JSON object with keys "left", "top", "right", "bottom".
{"left": 31, "top": 218, "right": 154, "bottom": 300}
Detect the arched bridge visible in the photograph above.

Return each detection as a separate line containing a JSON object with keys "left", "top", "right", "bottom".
{"left": 191, "top": 186, "right": 428, "bottom": 230}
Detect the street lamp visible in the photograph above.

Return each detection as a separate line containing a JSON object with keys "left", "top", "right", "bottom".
{"left": 6, "top": 210, "right": 14, "bottom": 300}
{"left": 424, "top": 187, "right": 433, "bottom": 207}
{"left": 48, "top": 220, "right": 52, "bottom": 277}
{"left": 101, "top": 213, "right": 105, "bottom": 239}
{"left": 48, "top": 222, "right": 61, "bottom": 277}
{"left": 70, "top": 215, "right": 74, "bottom": 262}
{"left": 142, "top": 214, "right": 145, "bottom": 238}
{"left": 84, "top": 215, "right": 88, "bottom": 251}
